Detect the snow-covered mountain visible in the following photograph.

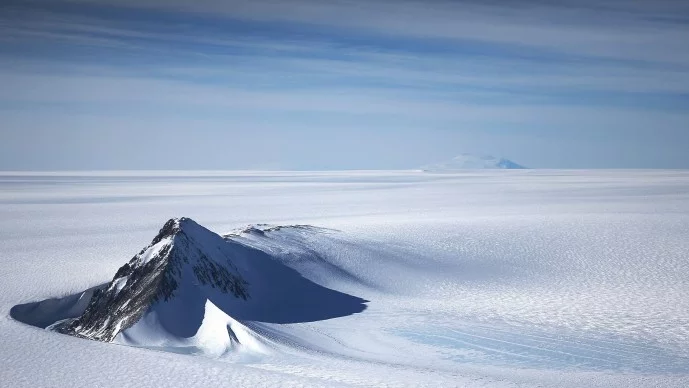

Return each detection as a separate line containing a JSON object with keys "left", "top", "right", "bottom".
{"left": 422, "top": 153, "right": 526, "bottom": 171}
{"left": 47, "top": 218, "right": 366, "bottom": 356}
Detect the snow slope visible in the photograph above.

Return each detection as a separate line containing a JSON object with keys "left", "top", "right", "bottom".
{"left": 423, "top": 153, "right": 526, "bottom": 170}
{"left": 2, "top": 170, "right": 689, "bottom": 387}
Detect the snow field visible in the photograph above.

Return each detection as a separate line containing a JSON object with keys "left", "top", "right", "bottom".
{"left": 2, "top": 170, "right": 689, "bottom": 387}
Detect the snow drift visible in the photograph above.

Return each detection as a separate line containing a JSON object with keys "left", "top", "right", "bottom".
{"left": 11, "top": 218, "right": 367, "bottom": 357}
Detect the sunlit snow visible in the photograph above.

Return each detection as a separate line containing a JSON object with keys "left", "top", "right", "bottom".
{"left": 2, "top": 170, "right": 689, "bottom": 387}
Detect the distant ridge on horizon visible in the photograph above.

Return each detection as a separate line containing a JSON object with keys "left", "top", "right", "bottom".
{"left": 422, "top": 153, "right": 527, "bottom": 171}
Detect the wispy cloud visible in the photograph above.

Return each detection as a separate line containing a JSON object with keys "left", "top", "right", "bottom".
{"left": 1, "top": 0, "right": 688, "bottom": 168}
{"left": 25, "top": 0, "right": 689, "bottom": 65}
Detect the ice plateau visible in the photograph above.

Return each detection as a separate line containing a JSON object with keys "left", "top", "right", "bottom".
{"left": 4, "top": 170, "right": 689, "bottom": 388}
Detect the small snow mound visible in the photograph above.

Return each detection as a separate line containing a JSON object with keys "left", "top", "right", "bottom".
{"left": 114, "top": 299, "right": 271, "bottom": 358}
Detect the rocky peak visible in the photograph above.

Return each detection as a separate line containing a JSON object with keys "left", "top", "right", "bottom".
{"left": 53, "top": 217, "right": 249, "bottom": 342}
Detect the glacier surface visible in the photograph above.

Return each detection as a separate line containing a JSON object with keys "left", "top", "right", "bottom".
{"left": 2, "top": 170, "right": 689, "bottom": 387}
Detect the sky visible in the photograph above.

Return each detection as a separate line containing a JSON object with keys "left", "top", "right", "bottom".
{"left": 1, "top": 0, "right": 689, "bottom": 170}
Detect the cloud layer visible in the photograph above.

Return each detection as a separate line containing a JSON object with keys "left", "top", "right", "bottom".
{"left": 1, "top": 0, "right": 688, "bottom": 169}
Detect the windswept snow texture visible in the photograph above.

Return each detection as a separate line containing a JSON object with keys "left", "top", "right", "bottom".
{"left": 3, "top": 170, "right": 689, "bottom": 387}
{"left": 423, "top": 153, "right": 526, "bottom": 170}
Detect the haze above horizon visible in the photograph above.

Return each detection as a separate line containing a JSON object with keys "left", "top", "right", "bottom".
{"left": 2, "top": 0, "right": 689, "bottom": 170}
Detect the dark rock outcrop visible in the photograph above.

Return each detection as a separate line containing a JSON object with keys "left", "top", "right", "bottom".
{"left": 53, "top": 218, "right": 248, "bottom": 342}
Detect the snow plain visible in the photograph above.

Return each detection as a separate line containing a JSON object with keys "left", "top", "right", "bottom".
{"left": 1, "top": 170, "right": 689, "bottom": 387}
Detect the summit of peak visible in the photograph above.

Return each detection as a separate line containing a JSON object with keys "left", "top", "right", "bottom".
{"left": 150, "top": 217, "right": 204, "bottom": 245}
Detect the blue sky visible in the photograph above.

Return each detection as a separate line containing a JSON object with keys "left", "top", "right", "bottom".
{"left": 1, "top": 0, "right": 689, "bottom": 169}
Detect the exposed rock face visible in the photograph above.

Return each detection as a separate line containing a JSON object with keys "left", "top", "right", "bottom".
{"left": 53, "top": 218, "right": 249, "bottom": 342}
{"left": 42, "top": 218, "right": 368, "bottom": 352}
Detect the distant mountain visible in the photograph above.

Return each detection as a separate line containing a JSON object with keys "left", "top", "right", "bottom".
{"left": 422, "top": 153, "right": 526, "bottom": 171}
